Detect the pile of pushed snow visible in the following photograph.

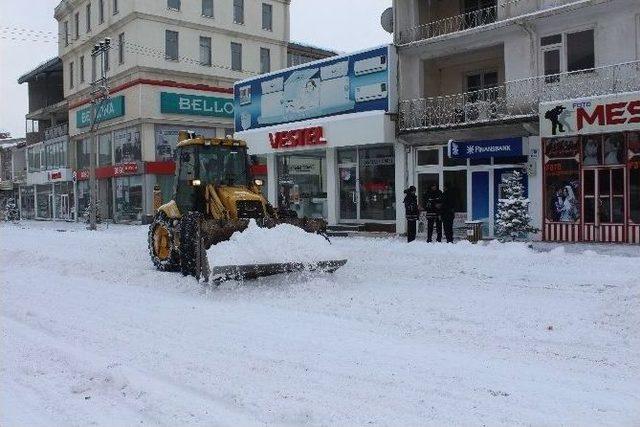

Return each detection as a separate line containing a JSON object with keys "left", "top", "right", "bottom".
{"left": 207, "top": 220, "right": 344, "bottom": 267}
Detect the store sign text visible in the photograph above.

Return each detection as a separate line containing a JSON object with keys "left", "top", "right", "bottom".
{"left": 160, "top": 92, "right": 234, "bottom": 118}
{"left": 540, "top": 92, "right": 640, "bottom": 137}
{"left": 77, "top": 96, "right": 126, "bottom": 128}
{"left": 269, "top": 126, "right": 327, "bottom": 149}
{"left": 49, "top": 171, "right": 63, "bottom": 180}
{"left": 76, "top": 162, "right": 139, "bottom": 181}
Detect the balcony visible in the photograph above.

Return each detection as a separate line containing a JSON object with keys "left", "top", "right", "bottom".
{"left": 399, "top": 60, "right": 640, "bottom": 132}
{"left": 398, "top": 4, "right": 498, "bottom": 45}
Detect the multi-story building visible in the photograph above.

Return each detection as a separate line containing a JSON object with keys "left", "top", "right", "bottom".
{"left": 17, "top": 57, "right": 72, "bottom": 220}
{"left": 393, "top": 0, "right": 640, "bottom": 240}
{"left": 0, "top": 138, "right": 27, "bottom": 216}
{"left": 54, "top": 0, "right": 292, "bottom": 222}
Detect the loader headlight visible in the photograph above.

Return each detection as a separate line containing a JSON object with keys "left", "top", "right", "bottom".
{"left": 254, "top": 179, "right": 264, "bottom": 187}
{"left": 191, "top": 179, "right": 202, "bottom": 186}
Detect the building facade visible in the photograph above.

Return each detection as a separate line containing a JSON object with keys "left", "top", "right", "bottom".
{"left": 235, "top": 45, "right": 402, "bottom": 231}
{"left": 54, "top": 0, "right": 292, "bottom": 222}
{"left": 393, "top": 0, "right": 640, "bottom": 238}
{"left": 17, "top": 57, "right": 72, "bottom": 221}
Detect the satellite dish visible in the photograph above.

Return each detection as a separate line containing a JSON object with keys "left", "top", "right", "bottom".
{"left": 381, "top": 7, "right": 394, "bottom": 34}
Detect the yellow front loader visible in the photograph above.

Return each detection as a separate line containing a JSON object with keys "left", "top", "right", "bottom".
{"left": 148, "top": 131, "right": 346, "bottom": 282}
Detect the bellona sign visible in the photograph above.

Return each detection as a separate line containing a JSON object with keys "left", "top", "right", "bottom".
{"left": 76, "top": 96, "right": 125, "bottom": 128}
{"left": 161, "top": 92, "right": 234, "bottom": 118}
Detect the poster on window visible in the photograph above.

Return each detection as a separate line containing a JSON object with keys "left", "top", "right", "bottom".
{"left": 155, "top": 125, "right": 218, "bottom": 162}
{"left": 114, "top": 127, "right": 141, "bottom": 164}
{"left": 545, "top": 159, "right": 580, "bottom": 223}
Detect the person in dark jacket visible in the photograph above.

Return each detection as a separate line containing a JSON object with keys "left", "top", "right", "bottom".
{"left": 440, "top": 186, "right": 455, "bottom": 243}
{"left": 423, "top": 183, "right": 443, "bottom": 242}
{"left": 403, "top": 186, "right": 419, "bottom": 242}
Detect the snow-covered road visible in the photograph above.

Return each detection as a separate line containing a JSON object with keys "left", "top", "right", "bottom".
{"left": 1, "top": 221, "right": 639, "bottom": 426}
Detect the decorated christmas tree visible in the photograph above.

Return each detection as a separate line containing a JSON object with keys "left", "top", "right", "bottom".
{"left": 3, "top": 198, "right": 20, "bottom": 221}
{"left": 495, "top": 170, "right": 538, "bottom": 241}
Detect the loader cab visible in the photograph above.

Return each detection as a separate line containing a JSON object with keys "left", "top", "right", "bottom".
{"left": 173, "top": 135, "right": 252, "bottom": 215}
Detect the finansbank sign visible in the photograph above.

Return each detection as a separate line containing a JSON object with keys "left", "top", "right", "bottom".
{"left": 160, "top": 92, "right": 234, "bottom": 118}
{"left": 76, "top": 96, "right": 125, "bottom": 128}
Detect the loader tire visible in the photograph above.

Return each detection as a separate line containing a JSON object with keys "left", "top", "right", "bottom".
{"left": 148, "top": 212, "right": 180, "bottom": 271}
{"left": 179, "top": 212, "right": 201, "bottom": 278}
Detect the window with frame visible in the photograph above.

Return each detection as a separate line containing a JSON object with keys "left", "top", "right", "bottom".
{"left": 202, "top": 0, "right": 214, "bottom": 17}
{"left": 262, "top": 3, "right": 273, "bottom": 31}
{"left": 74, "top": 12, "right": 80, "bottom": 39}
{"left": 260, "top": 47, "right": 270, "bottom": 74}
{"left": 86, "top": 3, "right": 91, "bottom": 32}
{"left": 231, "top": 42, "right": 242, "bottom": 71}
{"left": 113, "top": 0, "right": 118, "bottom": 14}
{"left": 167, "top": 0, "right": 180, "bottom": 10}
{"left": 64, "top": 21, "right": 69, "bottom": 46}
{"left": 99, "top": 0, "right": 104, "bottom": 23}
{"left": 233, "top": 0, "right": 244, "bottom": 24}
{"left": 466, "top": 70, "right": 498, "bottom": 103}
{"left": 165, "top": 30, "right": 179, "bottom": 61}
{"left": 541, "top": 29, "right": 594, "bottom": 82}
{"left": 79, "top": 56, "right": 85, "bottom": 83}
{"left": 69, "top": 61, "right": 74, "bottom": 89}
{"left": 118, "top": 32, "right": 125, "bottom": 64}
{"left": 417, "top": 149, "right": 439, "bottom": 166}
{"left": 200, "top": 36, "right": 212, "bottom": 66}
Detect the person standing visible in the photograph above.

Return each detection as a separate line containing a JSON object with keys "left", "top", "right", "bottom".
{"left": 403, "top": 186, "right": 419, "bottom": 242}
{"left": 424, "top": 183, "right": 443, "bottom": 242}
{"left": 440, "top": 186, "right": 455, "bottom": 243}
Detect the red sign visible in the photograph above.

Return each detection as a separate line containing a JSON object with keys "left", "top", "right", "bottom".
{"left": 113, "top": 163, "right": 138, "bottom": 176}
{"left": 268, "top": 126, "right": 327, "bottom": 149}
{"left": 76, "top": 162, "right": 139, "bottom": 181}
{"left": 49, "top": 171, "right": 63, "bottom": 180}
{"left": 577, "top": 100, "right": 640, "bottom": 131}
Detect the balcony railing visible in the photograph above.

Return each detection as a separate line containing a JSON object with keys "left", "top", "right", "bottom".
{"left": 399, "top": 60, "right": 640, "bottom": 132}
{"left": 398, "top": 5, "right": 498, "bottom": 45}
{"left": 44, "top": 123, "right": 69, "bottom": 141}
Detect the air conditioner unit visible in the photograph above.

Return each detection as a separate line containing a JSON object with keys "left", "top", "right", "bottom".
{"left": 320, "top": 61, "right": 349, "bottom": 80}
{"left": 354, "top": 55, "right": 387, "bottom": 76}
{"left": 355, "top": 82, "right": 388, "bottom": 102}
{"left": 261, "top": 77, "right": 284, "bottom": 95}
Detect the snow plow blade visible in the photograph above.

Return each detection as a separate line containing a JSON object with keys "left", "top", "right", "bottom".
{"left": 210, "top": 259, "right": 347, "bottom": 282}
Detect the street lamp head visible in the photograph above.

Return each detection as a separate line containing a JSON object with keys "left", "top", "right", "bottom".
{"left": 104, "top": 37, "right": 111, "bottom": 46}
{"left": 99, "top": 41, "right": 105, "bottom": 49}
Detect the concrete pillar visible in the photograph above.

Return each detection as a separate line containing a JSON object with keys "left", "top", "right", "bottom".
{"left": 326, "top": 147, "right": 338, "bottom": 226}
{"left": 395, "top": 142, "right": 408, "bottom": 234}
{"left": 266, "top": 153, "right": 277, "bottom": 206}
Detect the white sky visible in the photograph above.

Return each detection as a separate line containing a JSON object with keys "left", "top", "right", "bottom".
{"left": 0, "top": 0, "right": 392, "bottom": 138}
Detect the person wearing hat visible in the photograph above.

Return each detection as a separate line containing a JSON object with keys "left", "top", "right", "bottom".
{"left": 403, "top": 186, "right": 419, "bottom": 242}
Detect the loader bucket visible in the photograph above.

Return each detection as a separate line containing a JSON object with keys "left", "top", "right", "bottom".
{"left": 210, "top": 259, "right": 348, "bottom": 283}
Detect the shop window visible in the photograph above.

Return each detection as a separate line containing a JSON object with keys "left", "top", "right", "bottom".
{"left": 76, "top": 139, "right": 91, "bottom": 169}
{"left": 443, "top": 170, "right": 467, "bottom": 213}
{"left": 277, "top": 153, "right": 327, "bottom": 219}
{"left": 20, "top": 186, "right": 35, "bottom": 219}
{"left": 359, "top": 146, "right": 395, "bottom": 221}
{"left": 629, "top": 132, "right": 640, "bottom": 223}
{"left": 417, "top": 149, "right": 439, "bottom": 166}
{"left": 115, "top": 175, "right": 143, "bottom": 222}
{"left": 338, "top": 149, "right": 357, "bottom": 164}
{"left": 114, "top": 127, "right": 141, "bottom": 164}
{"left": 544, "top": 139, "right": 580, "bottom": 223}
{"left": 77, "top": 180, "right": 91, "bottom": 217}
{"left": 99, "top": 133, "right": 112, "bottom": 166}
{"left": 582, "top": 133, "right": 625, "bottom": 166}
{"left": 36, "top": 185, "right": 52, "bottom": 219}
{"left": 442, "top": 147, "right": 466, "bottom": 167}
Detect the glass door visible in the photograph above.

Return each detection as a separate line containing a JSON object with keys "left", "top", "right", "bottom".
{"left": 60, "top": 194, "right": 70, "bottom": 220}
{"left": 338, "top": 164, "right": 358, "bottom": 221}
{"left": 583, "top": 167, "right": 625, "bottom": 240}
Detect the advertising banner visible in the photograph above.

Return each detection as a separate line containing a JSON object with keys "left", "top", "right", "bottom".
{"left": 160, "top": 92, "right": 234, "bottom": 118}
{"left": 448, "top": 137, "right": 523, "bottom": 159}
{"left": 234, "top": 45, "right": 396, "bottom": 131}
{"left": 540, "top": 91, "right": 640, "bottom": 138}
{"left": 77, "top": 96, "right": 125, "bottom": 128}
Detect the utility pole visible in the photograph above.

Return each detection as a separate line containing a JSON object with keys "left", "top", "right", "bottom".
{"left": 88, "top": 38, "right": 111, "bottom": 230}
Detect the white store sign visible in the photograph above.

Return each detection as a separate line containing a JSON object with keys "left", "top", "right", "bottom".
{"left": 540, "top": 91, "right": 640, "bottom": 138}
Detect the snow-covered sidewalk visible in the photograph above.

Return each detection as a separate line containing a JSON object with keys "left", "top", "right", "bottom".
{"left": 1, "top": 221, "right": 639, "bottom": 426}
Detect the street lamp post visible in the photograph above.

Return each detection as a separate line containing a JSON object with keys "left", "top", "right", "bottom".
{"left": 88, "top": 38, "right": 111, "bottom": 230}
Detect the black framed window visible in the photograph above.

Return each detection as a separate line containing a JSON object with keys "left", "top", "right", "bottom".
{"left": 262, "top": 3, "right": 273, "bottom": 31}
{"left": 260, "top": 47, "right": 270, "bottom": 74}
{"left": 165, "top": 30, "right": 179, "bottom": 61}
{"left": 202, "top": 0, "right": 214, "bottom": 17}
{"left": 231, "top": 42, "right": 242, "bottom": 71}
{"left": 233, "top": 0, "right": 244, "bottom": 24}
